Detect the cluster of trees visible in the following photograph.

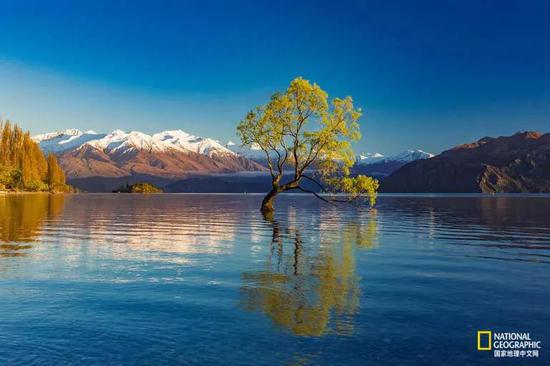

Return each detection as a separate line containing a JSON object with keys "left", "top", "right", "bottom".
{"left": 0, "top": 120, "right": 69, "bottom": 192}
{"left": 113, "top": 182, "right": 162, "bottom": 193}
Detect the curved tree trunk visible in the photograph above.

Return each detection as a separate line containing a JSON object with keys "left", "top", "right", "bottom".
{"left": 261, "top": 188, "right": 279, "bottom": 216}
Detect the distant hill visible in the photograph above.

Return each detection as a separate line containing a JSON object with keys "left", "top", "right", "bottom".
{"left": 382, "top": 131, "right": 550, "bottom": 193}
{"left": 164, "top": 173, "right": 320, "bottom": 193}
{"left": 227, "top": 144, "right": 435, "bottom": 179}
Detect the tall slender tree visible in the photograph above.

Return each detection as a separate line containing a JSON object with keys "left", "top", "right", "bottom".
{"left": 0, "top": 119, "right": 67, "bottom": 192}
{"left": 46, "top": 152, "right": 65, "bottom": 190}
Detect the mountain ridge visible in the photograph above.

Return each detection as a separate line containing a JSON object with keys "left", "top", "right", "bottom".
{"left": 34, "top": 128, "right": 437, "bottom": 188}
{"left": 382, "top": 131, "right": 550, "bottom": 193}
{"left": 353, "top": 149, "right": 434, "bottom": 178}
{"left": 357, "top": 149, "right": 434, "bottom": 165}
{"left": 34, "top": 128, "right": 265, "bottom": 178}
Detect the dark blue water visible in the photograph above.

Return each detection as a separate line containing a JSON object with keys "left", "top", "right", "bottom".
{"left": 0, "top": 194, "right": 548, "bottom": 365}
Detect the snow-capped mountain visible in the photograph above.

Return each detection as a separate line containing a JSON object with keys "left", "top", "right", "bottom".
{"left": 33, "top": 129, "right": 101, "bottom": 154}
{"left": 354, "top": 149, "right": 434, "bottom": 178}
{"left": 357, "top": 149, "right": 434, "bottom": 165}
{"left": 358, "top": 152, "right": 385, "bottom": 164}
{"left": 33, "top": 128, "right": 87, "bottom": 143}
{"left": 390, "top": 149, "right": 434, "bottom": 162}
{"left": 225, "top": 141, "right": 266, "bottom": 160}
{"left": 34, "top": 129, "right": 235, "bottom": 157}
{"left": 32, "top": 129, "right": 264, "bottom": 180}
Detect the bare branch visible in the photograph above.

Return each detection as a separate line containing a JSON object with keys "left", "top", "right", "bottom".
{"left": 297, "top": 186, "right": 335, "bottom": 203}
{"left": 298, "top": 186, "right": 355, "bottom": 204}
{"left": 302, "top": 174, "right": 325, "bottom": 191}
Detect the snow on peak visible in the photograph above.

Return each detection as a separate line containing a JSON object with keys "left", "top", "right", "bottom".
{"left": 224, "top": 141, "right": 268, "bottom": 160}
{"left": 84, "top": 130, "right": 166, "bottom": 154}
{"left": 152, "top": 130, "right": 235, "bottom": 156}
{"left": 32, "top": 129, "right": 102, "bottom": 153}
{"left": 33, "top": 127, "right": 436, "bottom": 166}
{"left": 357, "top": 149, "right": 433, "bottom": 165}
{"left": 32, "top": 128, "right": 83, "bottom": 143}
{"left": 358, "top": 152, "right": 385, "bottom": 163}
{"left": 154, "top": 130, "right": 193, "bottom": 140}
{"left": 62, "top": 128, "right": 83, "bottom": 136}
{"left": 152, "top": 130, "right": 195, "bottom": 146}
{"left": 391, "top": 149, "right": 434, "bottom": 162}
{"left": 34, "top": 128, "right": 236, "bottom": 157}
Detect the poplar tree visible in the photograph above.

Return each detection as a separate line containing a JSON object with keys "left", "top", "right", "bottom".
{"left": 0, "top": 119, "right": 67, "bottom": 192}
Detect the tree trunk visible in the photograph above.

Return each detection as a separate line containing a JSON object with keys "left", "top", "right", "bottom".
{"left": 261, "top": 188, "right": 279, "bottom": 216}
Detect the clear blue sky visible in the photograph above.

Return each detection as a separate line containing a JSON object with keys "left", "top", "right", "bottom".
{"left": 0, "top": 0, "right": 548, "bottom": 154}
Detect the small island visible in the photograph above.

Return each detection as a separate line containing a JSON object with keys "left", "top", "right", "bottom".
{"left": 112, "top": 183, "right": 163, "bottom": 193}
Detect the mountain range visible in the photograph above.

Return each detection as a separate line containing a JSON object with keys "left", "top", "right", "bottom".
{"left": 33, "top": 129, "right": 264, "bottom": 180}
{"left": 33, "top": 128, "right": 549, "bottom": 193}
{"left": 34, "top": 128, "right": 434, "bottom": 191}
{"left": 382, "top": 131, "right": 550, "bottom": 193}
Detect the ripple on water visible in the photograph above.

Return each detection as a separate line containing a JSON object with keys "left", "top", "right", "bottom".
{"left": 0, "top": 194, "right": 549, "bottom": 365}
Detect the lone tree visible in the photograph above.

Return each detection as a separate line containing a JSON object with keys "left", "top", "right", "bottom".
{"left": 237, "top": 77, "right": 379, "bottom": 215}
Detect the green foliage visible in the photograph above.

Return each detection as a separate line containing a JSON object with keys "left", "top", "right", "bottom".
{"left": 0, "top": 119, "right": 68, "bottom": 192}
{"left": 131, "top": 183, "right": 162, "bottom": 193}
{"left": 324, "top": 175, "right": 380, "bottom": 206}
{"left": 0, "top": 165, "right": 12, "bottom": 189}
{"left": 9, "top": 169, "right": 23, "bottom": 190}
{"left": 237, "top": 77, "right": 379, "bottom": 211}
{"left": 113, "top": 182, "right": 162, "bottom": 193}
{"left": 26, "top": 180, "right": 50, "bottom": 192}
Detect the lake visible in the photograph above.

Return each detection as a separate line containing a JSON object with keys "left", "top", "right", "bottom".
{"left": 0, "top": 193, "right": 548, "bottom": 365}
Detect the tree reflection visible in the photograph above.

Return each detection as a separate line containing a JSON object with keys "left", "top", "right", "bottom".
{"left": 0, "top": 194, "right": 65, "bottom": 256}
{"left": 240, "top": 209, "right": 378, "bottom": 337}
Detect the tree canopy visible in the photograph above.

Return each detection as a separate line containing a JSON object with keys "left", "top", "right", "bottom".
{"left": 237, "top": 77, "right": 378, "bottom": 214}
{"left": 0, "top": 119, "right": 69, "bottom": 192}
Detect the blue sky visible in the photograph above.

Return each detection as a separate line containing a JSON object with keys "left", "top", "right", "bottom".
{"left": 0, "top": 0, "right": 548, "bottom": 154}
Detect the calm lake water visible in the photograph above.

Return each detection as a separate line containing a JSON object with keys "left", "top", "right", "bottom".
{"left": 0, "top": 193, "right": 549, "bottom": 365}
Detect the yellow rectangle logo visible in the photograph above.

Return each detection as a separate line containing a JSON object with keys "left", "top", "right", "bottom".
{"left": 477, "top": 330, "right": 492, "bottom": 351}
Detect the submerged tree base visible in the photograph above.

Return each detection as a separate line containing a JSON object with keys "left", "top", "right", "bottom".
{"left": 260, "top": 189, "right": 278, "bottom": 216}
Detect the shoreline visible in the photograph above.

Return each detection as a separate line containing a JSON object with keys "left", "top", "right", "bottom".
{"left": 33, "top": 192, "right": 550, "bottom": 197}
{"left": 2, "top": 190, "right": 550, "bottom": 198}
{"left": 0, "top": 190, "right": 68, "bottom": 195}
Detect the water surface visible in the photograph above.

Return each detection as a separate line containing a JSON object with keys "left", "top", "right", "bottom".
{"left": 0, "top": 194, "right": 549, "bottom": 365}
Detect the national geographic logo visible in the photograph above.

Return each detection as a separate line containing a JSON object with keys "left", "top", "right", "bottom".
{"left": 477, "top": 330, "right": 492, "bottom": 351}
{"left": 477, "top": 330, "right": 542, "bottom": 359}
